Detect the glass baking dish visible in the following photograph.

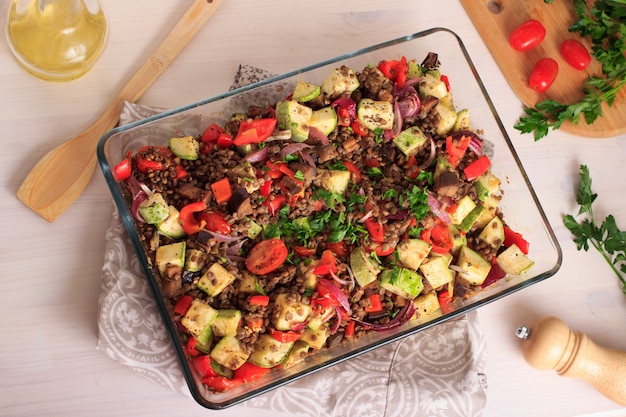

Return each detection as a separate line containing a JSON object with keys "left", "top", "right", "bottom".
{"left": 97, "top": 27, "right": 562, "bottom": 409}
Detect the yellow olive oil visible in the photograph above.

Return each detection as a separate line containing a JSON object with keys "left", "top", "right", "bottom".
{"left": 6, "top": 0, "right": 107, "bottom": 81}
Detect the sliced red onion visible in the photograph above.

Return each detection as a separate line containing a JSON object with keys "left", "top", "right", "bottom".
{"left": 345, "top": 266, "right": 356, "bottom": 292}
{"left": 202, "top": 229, "right": 246, "bottom": 243}
{"left": 330, "top": 306, "right": 343, "bottom": 333}
{"left": 396, "top": 94, "right": 420, "bottom": 119}
{"left": 226, "top": 238, "right": 247, "bottom": 256}
{"left": 417, "top": 136, "right": 437, "bottom": 170}
{"left": 330, "top": 270, "right": 352, "bottom": 287}
{"left": 131, "top": 190, "right": 149, "bottom": 223}
{"left": 331, "top": 97, "right": 357, "bottom": 120}
{"left": 243, "top": 146, "right": 269, "bottom": 163}
{"left": 468, "top": 135, "right": 483, "bottom": 156}
{"left": 298, "top": 150, "right": 316, "bottom": 167}
{"left": 281, "top": 143, "right": 311, "bottom": 157}
{"left": 427, "top": 192, "right": 451, "bottom": 225}
{"left": 386, "top": 209, "right": 409, "bottom": 221}
{"left": 307, "top": 126, "right": 329, "bottom": 145}
{"left": 451, "top": 130, "right": 482, "bottom": 156}
{"left": 225, "top": 254, "right": 246, "bottom": 264}
{"left": 357, "top": 209, "right": 374, "bottom": 223}
{"left": 352, "top": 300, "right": 415, "bottom": 332}
{"left": 318, "top": 278, "right": 351, "bottom": 314}
{"left": 291, "top": 321, "right": 309, "bottom": 332}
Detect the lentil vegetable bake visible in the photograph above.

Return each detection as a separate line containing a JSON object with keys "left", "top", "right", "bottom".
{"left": 113, "top": 52, "right": 534, "bottom": 392}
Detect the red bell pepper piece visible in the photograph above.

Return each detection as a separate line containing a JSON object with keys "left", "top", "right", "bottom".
{"left": 365, "top": 217, "right": 384, "bottom": 243}
{"left": 437, "top": 290, "right": 454, "bottom": 314}
{"left": 216, "top": 133, "right": 234, "bottom": 148}
{"left": 185, "top": 336, "right": 202, "bottom": 357}
{"left": 342, "top": 160, "right": 362, "bottom": 184}
{"left": 201, "top": 123, "right": 225, "bottom": 143}
{"left": 378, "top": 56, "right": 408, "bottom": 88}
{"left": 201, "top": 375, "right": 243, "bottom": 392}
{"left": 445, "top": 135, "right": 471, "bottom": 168}
{"left": 193, "top": 355, "right": 219, "bottom": 378}
{"left": 248, "top": 295, "right": 270, "bottom": 306}
{"left": 233, "top": 118, "right": 277, "bottom": 146}
{"left": 265, "top": 194, "right": 287, "bottom": 216}
{"left": 233, "top": 362, "right": 271, "bottom": 383}
{"left": 373, "top": 242, "right": 396, "bottom": 257}
{"left": 313, "top": 249, "right": 338, "bottom": 276}
{"left": 351, "top": 120, "right": 369, "bottom": 137}
{"left": 344, "top": 319, "right": 355, "bottom": 338}
{"left": 174, "top": 165, "right": 188, "bottom": 179}
{"left": 421, "top": 222, "right": 453, "bottom": 254}
{"left": 211, "top": 177, "right": 233, "bottom": 204}
{"left": 136, "top": 146, "right": 171, "bottom": 173}
{"left": 179, "top": 201, "right": 207, "bottom": 235}
{"left": 326, "top": 240, "right": 348, "bottom": 257}
{"left": 336, "top": 105, "right": 352, "bottom": 126}
{"left": 463, "top": 155, "right": 491, "bottom": 182}
{"left": 113, "top": 156, "right": 132, "bottom": 181}
{"left": 364, "top": 293, "right": 383, "bottom": 313}
{"left": 268, "top": 328, "right": 303, "bottom": 343}
{"left": 259, "top": 180, "right": 272, "bottom": 196}
{"left": 173, "top": 295, "right": 194, "bottom": 316}
{"left": 503, "top": 225, "right": 530, "bottom": 254}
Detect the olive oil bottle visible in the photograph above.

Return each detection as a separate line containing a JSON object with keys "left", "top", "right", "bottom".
{"left": 6, "top": 0, "right": 107, "bottom": 81}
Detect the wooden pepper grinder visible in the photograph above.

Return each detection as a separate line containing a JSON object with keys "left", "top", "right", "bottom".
{"left": 516, "top": 315, "right": 626, "bottom": 406}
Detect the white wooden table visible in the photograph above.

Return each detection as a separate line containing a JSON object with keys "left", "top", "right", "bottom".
{"left": 1, "top": 1, "right": 625, "bottom": 416}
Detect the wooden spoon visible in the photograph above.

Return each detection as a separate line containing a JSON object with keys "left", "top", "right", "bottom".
{"left": 17, "top": 0, "right": 224, "bottom": 222}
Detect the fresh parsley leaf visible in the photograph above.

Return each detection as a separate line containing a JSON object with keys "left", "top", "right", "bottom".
{"left": 563, "top": 165, "right": 626, "bottom": 295}
{"left": 402, "top": 185, "right": 430, "bottom": 222}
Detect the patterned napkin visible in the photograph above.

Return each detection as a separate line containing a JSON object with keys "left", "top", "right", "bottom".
{"left": 96, "top": 65, "right": 488, "bottom": 417}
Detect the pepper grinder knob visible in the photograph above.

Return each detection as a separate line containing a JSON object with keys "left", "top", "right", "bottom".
{"left": 516, "top": 315, "right": 626, "bottom": 406}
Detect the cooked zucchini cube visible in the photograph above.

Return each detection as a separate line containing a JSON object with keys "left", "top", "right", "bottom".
{"left": 248, "top": 334, "right": 294, "bottom": 368}
{"left": 397, "top": 238, "right": 432, "bottom": 271}
{"left": 181, "top": 298, "right": 218, "bottom": 345}
{"left": 357, "top": 98, "right": 394, "bottom": 130}
{"left": 197, "top": 263, "right": 236, "bottom": 297}
{"left": 169, "top": 136, "right": 200, "bottom": 160}
{"left": 271, "top": 293, "right": 311, "bottom": 331}
{"left": 419, "top": 256, "right": 454, "bottom": 289}
{"left": 138, "top": 192, "right": 170, "bottom": 224}
{"left": 349, "top": 246, "right": 380, "bottom": 287}
{"left": 379, "top": 267, "right": 424, "bottom": 300}
{"left": 455, "top": 245, "right": 491, "bottom": 286}
{"left": 210, "top": 336, "right": 250, "bottom": 370}
{"left": 211, "top": 309, "right": 242, "bottom": 337}
{"left": 155, "top": 241, "right": 186, "bottom": 276}
{"left": 496, "top": 244, "right": 535, "bottom": 275}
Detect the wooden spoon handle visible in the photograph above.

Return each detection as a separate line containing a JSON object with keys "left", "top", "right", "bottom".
{"left": 17, "top": 0, "right": 224, "bottom": 222}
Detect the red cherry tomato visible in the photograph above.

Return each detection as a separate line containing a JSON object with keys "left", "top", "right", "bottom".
{"left": 245, "top": 238, "right": 288, "bottom": 275}
{"left": 560, "top": 39, "right": 592, "bottom": 70}
{"left": 528, "top": 58, "right": 559, "bottom": 93}
{"left": 509, "top": 19, "right": 546, "bottom": 51}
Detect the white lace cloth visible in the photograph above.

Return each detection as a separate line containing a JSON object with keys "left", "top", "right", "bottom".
{"left": 96, "top": 65, "right": 488, "bottom": 416}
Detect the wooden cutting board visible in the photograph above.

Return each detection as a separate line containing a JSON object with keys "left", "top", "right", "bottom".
{"left": 460, "top": 0, "right": 626, "bottom": 138}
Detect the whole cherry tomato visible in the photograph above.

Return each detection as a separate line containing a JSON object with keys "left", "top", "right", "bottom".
{"left": 509, "top": 19, "right": 546, "bottom": 51}
{"left": 529, "top": 58, "right": 559, "bottom": 93}
{"left": 560, "top": 39, "right": 591, "bottom": 70}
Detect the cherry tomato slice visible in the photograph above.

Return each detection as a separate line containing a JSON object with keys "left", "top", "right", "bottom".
{"left": 560, "top": 39, "right": 591, "bottom": 71}
{"left": 245, "top": 238, "right": 288, "bottom": 275}
{"left": 529, "top": 58, "right": 559, "bottom": 93}
{"left": 509, "top": 19, "right": 546, "bottom": 51}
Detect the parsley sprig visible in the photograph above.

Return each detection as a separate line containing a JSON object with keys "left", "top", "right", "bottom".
{"left": 563, "top": 165, "right": 626, "bottom": 295}
{"left": 514, "top": 0, "right": 626, "bottom": 140}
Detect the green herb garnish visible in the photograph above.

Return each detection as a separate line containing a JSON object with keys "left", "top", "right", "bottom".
{"left": 563, "top": 165, "right": 626, "bottom": 295}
